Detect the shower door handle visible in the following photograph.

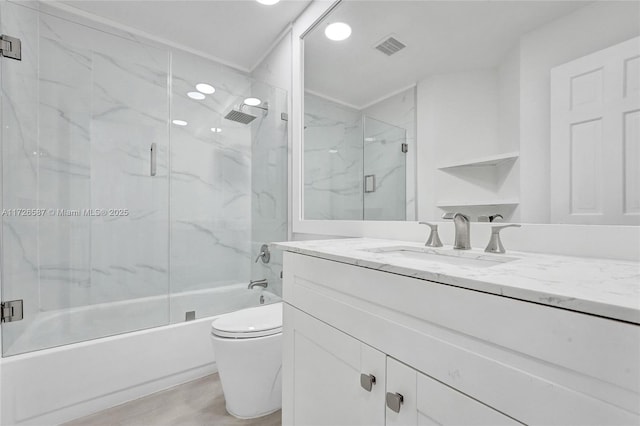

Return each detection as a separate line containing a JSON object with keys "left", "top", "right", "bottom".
{"left": 150, "top": 143, "right": 157, "bottom": 176}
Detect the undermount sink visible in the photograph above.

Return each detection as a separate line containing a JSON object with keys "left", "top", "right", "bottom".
{"left": 363, "top": 246, "right": 518, "bottom": 268}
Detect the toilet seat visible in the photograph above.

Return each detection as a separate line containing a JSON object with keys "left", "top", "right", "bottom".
{"left": 211, "top": 302, "right": 283, "bottom": 339}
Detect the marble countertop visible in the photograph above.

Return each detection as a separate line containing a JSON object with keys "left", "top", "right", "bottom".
{"left": 272, "top": 238, "right": 640, "bottom": 324}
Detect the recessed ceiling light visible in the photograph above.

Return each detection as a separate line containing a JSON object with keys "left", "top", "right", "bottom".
{"left": 325, "top": 22, "right": 352, "bottom": 41}
{"left": 187, "top": 91, "right": 206, "bottom": 100}
{"left": 196, "top": 83, "right": 215, "bottom": 94}
{"left": 364, "top": 137, "right": 376, "bottom": 142}
{"left": 211, "top": 127, "right": 222, "bottom": 133}
{"left": 328, "top": 149, "right": 338, "bottom": 154}
{"left": 256, "top": 0, "right": 280, "bottom": 5}
{"left": 244, "top": 97, "right": 262, "bottom": 106}
{"left": 172, "top": 119, "right": 188, "bottom": 126}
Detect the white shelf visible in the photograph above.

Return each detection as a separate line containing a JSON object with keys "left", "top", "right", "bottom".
{"left": 437, "top": 152, "right": 519, "bottom": 170}
{"left": 436, "top": 199, "right": 520, "bottom": 208}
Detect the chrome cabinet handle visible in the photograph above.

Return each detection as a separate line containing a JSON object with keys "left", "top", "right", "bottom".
{"left": 386, "top": 392, "right": 404, "bottom": 413}
{"left": 360, "top": 373, "right": 376, "bottom": 392}
{"left": 418, "top": 222, "right": 443, "bottom": 247}
{"left": 150, "top": 143, "right": 157, "bottom": 176}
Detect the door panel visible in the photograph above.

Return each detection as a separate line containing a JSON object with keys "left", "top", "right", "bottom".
{"left": 551, "top": 36, "right": 640, "bottom": 224}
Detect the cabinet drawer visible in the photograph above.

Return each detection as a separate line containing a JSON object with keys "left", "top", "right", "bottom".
{"left": 283, "top": 252, "right": 640, "bottom": 425}
{"left": 386, "top": 357, "right": 521, "bottom": 426}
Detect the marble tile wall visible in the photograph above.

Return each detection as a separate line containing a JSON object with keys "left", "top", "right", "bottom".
{"left": 170, "top": 50, "right": 254, "bottom": 302}
{"left": 249, "top": 82, "right": 288, "bottom": 296}
{"left": 304, "top": 90, "right": 415, "bottom": 221}
{"left": 0, "top": 1, "right": 288, "bottom": 354}
{"left": 37, "top": 11, "right": 171, "bottom": 313}
{"left": 1, "top": 1, "right": 41, "bottom": 353}
{"left": 304, "top": 93, "right": 363, "bottom": 220}
{"left": 362, "top": 88, "right": 416, "bottom": 220}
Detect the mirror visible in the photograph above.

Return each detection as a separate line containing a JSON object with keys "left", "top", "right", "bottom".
{"left": 303, "top": 1, "right": 640, "bottom": 225}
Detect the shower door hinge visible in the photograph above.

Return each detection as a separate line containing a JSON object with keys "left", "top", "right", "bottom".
{"left": 1, "top": 299, "right": 23, "bottom": 323}
{"left": 0, "top": 35, "right": 21, "bottom": 61}
{"left": 401, "top": 143, "right": 408, "bottom": 153}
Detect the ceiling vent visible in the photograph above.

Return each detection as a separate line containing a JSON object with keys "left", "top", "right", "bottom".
{"left": 374, "top": 36, "right": 406, "bottom": 56}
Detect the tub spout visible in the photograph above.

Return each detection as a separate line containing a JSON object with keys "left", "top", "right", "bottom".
{"left": 248, "top": 279, "right": 268, "bottom": 290}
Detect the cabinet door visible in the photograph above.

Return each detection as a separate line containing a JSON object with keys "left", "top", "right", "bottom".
{"left": 386, "top": 357, "right": 520, "bottom": 426}
{"left": 286, "top": 306, "right": 386, "bottom": 426}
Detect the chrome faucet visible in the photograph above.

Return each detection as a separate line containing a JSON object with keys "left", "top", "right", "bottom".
{"left": 418, "top": 222, "right": 443, "bottom": 247}
{"left": 248, "top": 279, "right": 268, "bottom": 290}
{"left": 485, "top": 224, "right": 521, "bottom": 254}
{"left": 255, "top": 244, "right": 271, "bottom": 264}
{"left": 442, "top": 212, "right": 471, "bottom": 250}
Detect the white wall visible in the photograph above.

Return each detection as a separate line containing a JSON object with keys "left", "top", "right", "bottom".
{"left": 498, "top": 47, "right": 520, "bottom": 156}
{"left": 416, "top": 1, "right": 640, "bottom": 224}
{"left": 251, "top": 29, "right": 292, "bottom": 93}
{"left": 416, "top": 66, "right": 520, "bottom": 222}
{"left": 518, "top": 0, "right": 640, "bottom": 223}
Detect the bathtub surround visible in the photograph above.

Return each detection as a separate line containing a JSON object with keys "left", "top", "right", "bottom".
{"left": 0, "top": 0, "right": 288, "bottom": 357}
{"left": 0, "top": 1, "right": 288, "bottom": 425}
{"left": 0, "top": 287, "right": 279, "bottom": 425}
{"left": 0, "top": 313, "right": 217, "bottom": 425}
{"left": 169, "top": 50, "right": 253, "bottom": 297}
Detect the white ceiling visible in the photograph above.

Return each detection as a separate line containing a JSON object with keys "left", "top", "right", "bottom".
{"left": 60, "top": 0, "right": 312, "bottom": 72}
{"left": 304, "top": 1, "right": 592, "bottom": 108}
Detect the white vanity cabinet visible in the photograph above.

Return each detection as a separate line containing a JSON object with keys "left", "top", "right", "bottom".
{"left": 285, "top": 304, "right": 517, "bottom": 426}
{"left": 281, "top": 251, "right": 640, "bottom": 426}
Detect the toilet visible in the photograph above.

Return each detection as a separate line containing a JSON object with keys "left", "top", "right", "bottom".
{"left": 210, "top": 302, "right": 283, "bottom": 419}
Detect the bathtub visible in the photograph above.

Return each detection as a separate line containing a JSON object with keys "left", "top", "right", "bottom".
{"left": 0, "top": 284, "right": 281, "bottom": 426}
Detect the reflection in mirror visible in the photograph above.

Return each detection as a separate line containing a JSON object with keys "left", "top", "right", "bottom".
{"left": 304, "top": 90, "right": 415, "bottom": 220}
{"left": 363, "top": 116, "right": 407, "bottom": 220}
{"left": 303, "top": 1, "right": 640, "bottom": 224}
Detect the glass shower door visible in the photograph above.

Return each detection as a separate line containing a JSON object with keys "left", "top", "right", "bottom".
{"left": 1, "top": 2, "right": 170, "bottom": 356}
{"left": 363, "top": 116, "right": 407, "bottom": 220}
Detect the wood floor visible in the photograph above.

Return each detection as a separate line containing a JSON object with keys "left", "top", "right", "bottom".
{"left": 63, "top": 374, "right": 281, "bottom": 426}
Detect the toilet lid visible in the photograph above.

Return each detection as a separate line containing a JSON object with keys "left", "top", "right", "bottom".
{"left": 211, "top": 302, "right": 283, "bottom": 338}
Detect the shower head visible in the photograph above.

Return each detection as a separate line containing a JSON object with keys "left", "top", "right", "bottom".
{"left": 224, "top": 108, "right": 257, "bottom": 124}
{"left": 223, "top": 101, "right": 269, "bottom": 125}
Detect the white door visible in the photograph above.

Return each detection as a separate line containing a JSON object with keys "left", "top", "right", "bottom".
{"left": 386, "top": 357, "right": 520, "bottom": 426}
{"left": 550, "top": 36, "right": 640, "bottom": 224}
{"left": 284, "top": 305, "right": 386, "bottom": 426}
